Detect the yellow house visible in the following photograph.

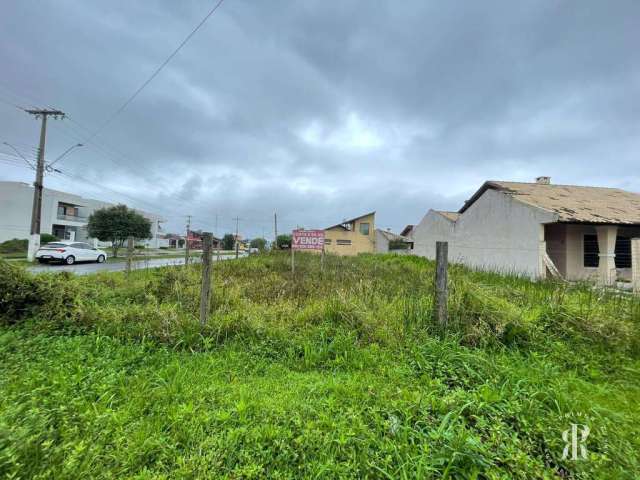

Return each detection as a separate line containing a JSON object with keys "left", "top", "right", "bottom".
{"left": 324, "top": 212, "right": 376, "bottom": 255}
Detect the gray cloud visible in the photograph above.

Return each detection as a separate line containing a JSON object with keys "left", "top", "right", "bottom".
{"left": 1, "top": 0, "right": 638, "bottom": 238}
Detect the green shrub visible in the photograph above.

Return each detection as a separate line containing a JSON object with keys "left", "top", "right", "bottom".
{"left": 40, "top": 233, "right": 58, "bottom": 244}
{"left": 0, "top": 261, "right": 82, "bottom": 327}
{"left": 0, "top": 238, "right": 27, "bottom": 254}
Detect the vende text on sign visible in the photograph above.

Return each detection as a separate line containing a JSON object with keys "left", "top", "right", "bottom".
{"left": 292, "top": 229, "right": 325, "bottom": 251}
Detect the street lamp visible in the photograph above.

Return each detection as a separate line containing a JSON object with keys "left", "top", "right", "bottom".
{"left": 47, "top": 143, "right": 83, "bottom": 169}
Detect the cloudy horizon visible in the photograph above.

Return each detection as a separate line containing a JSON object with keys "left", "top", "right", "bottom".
{"left": 1, "top": 0, "right": 638, "bottom": 238}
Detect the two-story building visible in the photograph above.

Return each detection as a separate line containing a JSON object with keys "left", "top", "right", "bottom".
{"left": 324, "top": 212, "right": 376, "bottom": 255}
{"left": 0, "top": 181, "right": 164, "bottom": 247}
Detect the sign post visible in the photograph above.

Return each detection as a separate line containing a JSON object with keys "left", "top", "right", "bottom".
{"left": 292, "top": 229, "right": 325, "bottom": 274}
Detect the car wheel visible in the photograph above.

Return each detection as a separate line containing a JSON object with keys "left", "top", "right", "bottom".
{"left": 37, "top": 258, "right": 48, "bottom": 264}
{"left": 97, "top": 255, "right": 106, "bottom": 263}
{"left": 65, "top": 255, "right": 75, "bottom": 265}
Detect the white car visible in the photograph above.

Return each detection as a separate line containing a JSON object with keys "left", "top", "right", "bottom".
{"left": 35, "top": 241, "right": 108, "bottom": 265}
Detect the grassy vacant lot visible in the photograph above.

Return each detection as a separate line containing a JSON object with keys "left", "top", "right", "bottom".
{"left": 1, "top": 254, "right": 639, "bottom": 479}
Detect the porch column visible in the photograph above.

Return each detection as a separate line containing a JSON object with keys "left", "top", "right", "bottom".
{"left": 632, "top": 238, "right": 640, "bottom": 294}
{"left": 596, "top": 226, "right": 617, "bottom": 286}
{"left": 538, "top": 241, "right": 547, "bottom": 280}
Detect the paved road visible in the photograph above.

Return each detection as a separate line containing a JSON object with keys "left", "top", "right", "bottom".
{"left": 27, "top": 255, "right": 244, "bottom": 276}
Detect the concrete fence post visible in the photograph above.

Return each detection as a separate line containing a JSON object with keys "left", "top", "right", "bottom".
{"left": 632, "top": 238, "right": 640, "bottom": 294}
{"left": 199, "top": 232, "right": 213, "bottom": 327}
{"left": 434, "top": 241, "right": 448, "bottom": 329}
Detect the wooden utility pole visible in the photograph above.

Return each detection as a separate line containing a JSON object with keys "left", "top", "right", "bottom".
{"left": 25, "top": 108, "right": 65, "bottom": 260}
{"left": 274, "top": 212, "right": 278, "bottom": 250}
{"left": 434, "top": 241, "right": 448, "bottom": 329}
{"left": 126, "top": 235, "right": 134, "bottom": 273}
{"left": 199, "top": 232, "right": 213, "bottom": 327}
{"left": 184, "top": 215, "right": 192, "bottom": 265}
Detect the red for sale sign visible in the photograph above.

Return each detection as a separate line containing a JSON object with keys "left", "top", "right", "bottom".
{"left": 292, "top": 229, "right": 325, "bottom": 251}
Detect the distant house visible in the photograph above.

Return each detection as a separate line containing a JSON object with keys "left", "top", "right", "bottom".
{"left": 400, "top": 225, "right": 414, "bottom": 237}
{"left": 411, "top": 177, "right": 640, "bottom": 285}
{"left": 375, "top": 229, "right": 409, "bottom": 253}
{"left": 184, "top": 231, "right": 222, "bottom": 250}
{"left": 400, "top": 225, "right": 415, "bottom": 250}
{"left": 324, "top": 212, "right": 376, "bottom": 255}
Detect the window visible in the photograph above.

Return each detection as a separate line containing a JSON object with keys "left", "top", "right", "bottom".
{"left": 337, "top": 239, "right": 352, "bottom": 246}
{"left": 324, "top": 238, "right": 332, "bottom": 245}
{"left": 615, "top": 236, "right": 631, "bottom": 268}
{"left": 359, "top": 222, "right": 370, "bottom": 235}
{"left": 583, "top": 234, "right": 599, "bottom": 267}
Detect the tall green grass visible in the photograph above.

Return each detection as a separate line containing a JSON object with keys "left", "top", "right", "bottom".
{"left": 0, "top": 253, "right": 639, "bottom": 478}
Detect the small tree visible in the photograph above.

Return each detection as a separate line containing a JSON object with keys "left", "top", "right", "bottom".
{"left": 222, "top": 233, "right": 235, "bottom": 251}
{"left": 250, "top": 237, "right": 266, "bottom": 251}
{"left": 276, "top": 234, "right": 291, "bottom": 249}
{"left": 87, "top": 204, "right": 151, "bottom": 257}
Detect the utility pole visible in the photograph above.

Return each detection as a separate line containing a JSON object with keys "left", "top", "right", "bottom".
{"left": 25, "top": 108, "right": 65, "bottom": 261}
{"left": 233, "top": 216, "right": 240, "bottom": 259}
{"left": 274, "top": 212, "right": 278, "bottom": 251}
{"left": 185, "top": 215, "right": 192, "bottom": 265}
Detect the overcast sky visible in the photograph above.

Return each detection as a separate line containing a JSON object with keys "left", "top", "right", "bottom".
{"left": 1, "top": 0, "right": 638, "bottom": 238}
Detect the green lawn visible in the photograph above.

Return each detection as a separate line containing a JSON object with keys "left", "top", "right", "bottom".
{"left": 0, "top": 254, "right": 639, "bottom": 478}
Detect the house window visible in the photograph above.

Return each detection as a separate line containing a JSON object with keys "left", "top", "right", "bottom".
{"left": 615, "top": 236, "right": 631, "bottom": 268}
{"left": 359, "top": 222, "right": 370, "bottom": 235}
{"left": 324, "top": 238, "right": 332, "bottom": 245}
{"left": 583, "top": 234, "right": 599, "bottom": 267}
{"left": 337, "top": 239, "right": 352, "bottom": 246}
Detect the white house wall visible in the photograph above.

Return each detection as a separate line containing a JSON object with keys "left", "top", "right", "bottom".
{"left": 412, "top": 189, "right": 557, "bottom": 278}
{"left": 0, "top": 181, "right": 162, "bottom": 246}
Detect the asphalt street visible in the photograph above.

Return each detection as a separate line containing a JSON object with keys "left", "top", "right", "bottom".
{"left": 27, "top": 254, "right": 244, "bottom": 276}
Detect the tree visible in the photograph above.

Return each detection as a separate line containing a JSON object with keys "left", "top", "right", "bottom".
{"left": 276, "top": 234, "right": 291, "bottom": 249}
{"left": 87, "top": 204, "right": 151, "bottom": 257}
{"left": 250, "top": 237, "right": 266, "bottom": 251}
{"left": 222, "top": 233, "right": 235, "bottom": 251}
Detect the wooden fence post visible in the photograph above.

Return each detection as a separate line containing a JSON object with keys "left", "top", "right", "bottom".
{"left": 632, "top": 238, "right": 640, "bottom": 294}
{"left": 291, "top": 247, "right": 295, "bottom": 274}
{"left": 199, "top": 232, "right": 213, "bottom": 327}
{"left": 434, "top": 241, "right": 448, "bottom": 329}
{"left": 126, "top": 236, "right": 134, "bottom": 273}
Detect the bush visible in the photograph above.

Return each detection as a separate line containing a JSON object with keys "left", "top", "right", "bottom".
{"left": 0, "top": 261, "right": 82, "bottom": 327}
{"left": 0, "top": 238, "right": 27, "bottom": 254}
{"left": 40, "top": 233, "right": 58, "bottom": 244}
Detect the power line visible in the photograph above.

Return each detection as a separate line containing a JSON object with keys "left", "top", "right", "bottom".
{"left": 88, "top": 0, "right": 226, "bottom": 140}
{"left": 1, "top": 142, "right": 36, "bottom": 170}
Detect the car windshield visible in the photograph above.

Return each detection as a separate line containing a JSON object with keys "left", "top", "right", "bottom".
{"left": 43, "top": 243, "right": 67, "bottom": 248}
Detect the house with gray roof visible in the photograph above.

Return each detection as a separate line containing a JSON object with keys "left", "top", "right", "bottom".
{"left": 410, "top": 177, "right": 640, "bottom": 285}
